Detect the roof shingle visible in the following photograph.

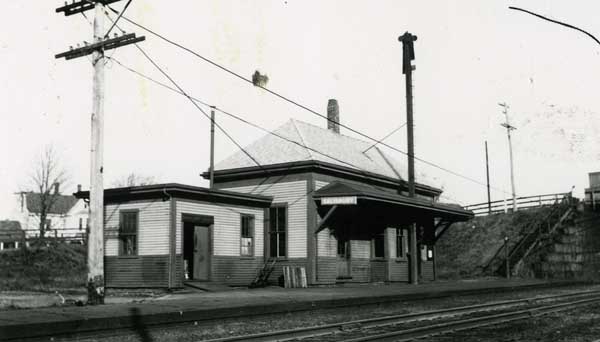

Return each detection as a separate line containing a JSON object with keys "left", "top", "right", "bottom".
{"left": 215, "top": 119, "right": 440, "bottom": 189}
{"left": 25, "top": 193, "right": 78, "bottom": 215}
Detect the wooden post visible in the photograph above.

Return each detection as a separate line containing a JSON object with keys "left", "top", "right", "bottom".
{"left": 87, "top": 2, "right": 106, "bottom": 305}
{"left": 504, "top": 236, "right": 510, "bottom": 279}
{"left": 485, "top": 141, "right": 491, "bottom": 214}
{"left": 399, "top": 32, "right": 418, "bottom": 285}
{"left": 209, "top": 106, "right": 216, "bottom": 189}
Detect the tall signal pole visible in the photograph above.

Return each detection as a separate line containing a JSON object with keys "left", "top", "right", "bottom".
{"left": 499, "top": 103, "right": 517, "bottom": 212}
{"left": 399, "top": 31, "right": 418, "bottom": 285}
{"left": 55, "top": 0, "right": 144, "bottom": 305}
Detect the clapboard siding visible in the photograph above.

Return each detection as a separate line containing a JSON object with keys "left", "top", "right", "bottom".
{"left": 389, "top": 260, "right": 409, "bottom": 282}
{"left": 351, "top": 239, "right": 371, "bottom": 259}
{"left": 104, "top": 200, "right": 170, "bottom": 256}
{"left": 173, "top": 255, "right": 183, "bottom": 288}
{"left": 220, "top": 180, "right": 307, "bottom": 258}
{"left": 211, "top": 256, "right": 263, "bottom": 285}
{"left": 317, "top": 228, "right": 337, "bottom": 257}
{"left": 371, "top": 260, "right": 387, "bottom": 282}
{"left": 316, "top": 256, "right": 337, "bottom": 284}
{"left": 105, "top": 255, "right": 169, "bottom": 287}
{"left": 176, "top": 200, "right": 264, "bottom": 257}
{"left": 350, "top": 258, "right": 370, "bottom": 282}
{"left": 422, "top": 260, "right": 434, "bottom": 281}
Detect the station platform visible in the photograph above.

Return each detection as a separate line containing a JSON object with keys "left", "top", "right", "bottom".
{"left": 0, "top": 278, "right": 584, "bottom": 340}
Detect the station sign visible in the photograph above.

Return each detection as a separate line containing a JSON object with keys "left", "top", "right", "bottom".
{"left": 321, "top": 196, "right": 357, "bottom": 205}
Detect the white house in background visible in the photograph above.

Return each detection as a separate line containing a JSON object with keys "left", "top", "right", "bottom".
{"left": 15, "top": 185, "right": 88, "bottom": 240}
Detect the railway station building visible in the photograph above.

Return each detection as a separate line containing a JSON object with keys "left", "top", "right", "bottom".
{"left": 77, "top": 103, "right": 472, "bottom": 288}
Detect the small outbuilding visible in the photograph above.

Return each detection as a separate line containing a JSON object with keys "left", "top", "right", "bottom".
{"left": 76, "top": 184, "right": 272, "bottom": 288}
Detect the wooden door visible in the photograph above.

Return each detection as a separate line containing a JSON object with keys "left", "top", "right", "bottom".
{"left": 193, "top": 225, "right": 210, "bottom": 280}
{"left": 336, "top": 239, "right": 351, "bottom": 278}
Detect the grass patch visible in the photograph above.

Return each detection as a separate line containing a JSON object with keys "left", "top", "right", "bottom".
{"left": 0, "top": 243, "right": 86, "bottom": 291}
{"left": 436, "top": 207, "right": 554, "bottom": 279}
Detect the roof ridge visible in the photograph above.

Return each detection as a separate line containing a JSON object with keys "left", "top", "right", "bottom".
{"left": 292, "top": 119, "right": 372, "bottom": 147}
{"left": 290, "top": 119, "right": 314, "bottom": 160}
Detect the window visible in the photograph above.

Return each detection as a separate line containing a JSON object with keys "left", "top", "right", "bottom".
{"left": 240, "top": 214, "right": 254, "bottom": 256}
{"left": 79, "top": 218, "right": 83, "bottom": 230}
{"left": 119, "top": 211, "right": 138, "bottom": 256}
{"left": 3, "top": 242, "right": 15, "bottom": 250}
{"left": 268, "top": 206, "right": 287, "bottom": 258}
{"left": 373, "top": 232, "right": 385, "bottom": 258}
{"left": 45, "top": 219, "right": 52, "bottom": 231}
{"left": 396, "top": 228, "right": 407, "bottom": 259}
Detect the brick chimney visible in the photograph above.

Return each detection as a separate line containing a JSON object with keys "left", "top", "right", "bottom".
{"left": 77, "top": 184, "right": 82, "bottom": 193}
{"left": 327, "top": 99, "right": 340, "bottom": 134}
{"left": 53, "top": 182, "right": 60, "bottom": 195}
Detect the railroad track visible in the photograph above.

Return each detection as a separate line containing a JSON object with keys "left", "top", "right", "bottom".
{"left": 203, "top": 289, "right": 600, "bottom": 342}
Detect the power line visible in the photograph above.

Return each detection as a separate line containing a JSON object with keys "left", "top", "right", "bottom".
{"left": 362, "top": 123, "right": 406, "bottom": 153}
{"left": 108, "top": 55, "right": 388, "bottom": 175}
{"left": 108, "top": 56, "right": 478, "bottom": 208}
{"left": 101, "top": 8, "right": 265, "bottom": 172}
{"left": 104, "top": 5, "right": 511, "bottom": 196}
{"left": 509, "top": 6, "right": 600, "bottom": 47}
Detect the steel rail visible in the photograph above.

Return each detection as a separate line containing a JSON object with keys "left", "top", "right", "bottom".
{"left": 344, "top": 295, "right": 600, "bottom": 342}
{"left": 201, "top": 289, "right": 600, "bottom": 342}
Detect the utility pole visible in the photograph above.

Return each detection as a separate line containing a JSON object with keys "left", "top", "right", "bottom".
{"left": 399, "top": 31, "right": 418, "bottom": 285}
{"left": 485, "top": 141, "right": 492, "bottom": 214}
{"left": 499, "top": 103, "right": 517, "bottom": 212}
{"left": 55, "top": 0, "right": 144, "bottom": 305}
{"left": 209, "top": 106, "right": 216, "bottom": 188}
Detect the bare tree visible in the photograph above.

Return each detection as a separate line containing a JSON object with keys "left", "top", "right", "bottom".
{"left": 28, "top": 145, "right": 69, "bottom": 239}
{"left": 112, "top": 173, "right": 156, "bottom": 188}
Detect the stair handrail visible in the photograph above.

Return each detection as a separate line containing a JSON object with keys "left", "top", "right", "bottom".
{"left": 479, "top": 192, "right": 574, "bottom": 275}
{"left": 481, "top": 208, "right": 545, "bottom": 274}
{"left": 512, "top": 206, "right": 573, "bottom": 275}
{"left": 502, "top": 195, "right": 573, "bottom": 275}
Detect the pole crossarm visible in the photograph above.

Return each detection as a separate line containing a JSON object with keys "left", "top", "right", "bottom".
{"left": 56, "top": 0, "right": 122, "bottom": 16}
{"left": 500, "top": 122, "right": 517, "bottom": 130}
{"left": 55, "top": 33, "right": 145, "bottom": 60}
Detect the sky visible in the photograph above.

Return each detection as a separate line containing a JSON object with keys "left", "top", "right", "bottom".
{"left": 1, "top": 1, "right": 600, "bottom": 217}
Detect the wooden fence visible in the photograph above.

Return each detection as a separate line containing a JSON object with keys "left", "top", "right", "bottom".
{"left": 0, "top": 228, "right": 87, "bottom": 251}
{"left": 464, "top": 192, "right": 572, "bottom": 216}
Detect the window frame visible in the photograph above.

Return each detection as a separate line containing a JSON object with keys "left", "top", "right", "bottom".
{"left": 426, "top": 245, "right": 434, "bottom": 261}
{"left": 372, "top": 231, "right": 385, "bottom": 259}
{"left": 267, "top": 204, "right": 288, "bottom": 259}
{"left": 395, "top": 228, "right": 408, "bottom": 260}
{"left": 119, "top": 209, "right": 139, "bottom": 257}
{"left": 240, "top": 214, "right": 255, "bottom": 257}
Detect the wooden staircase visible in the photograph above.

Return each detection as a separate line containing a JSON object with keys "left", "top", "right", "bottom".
{"left": 482, "top": 195, "right": 574, "bottom": 277}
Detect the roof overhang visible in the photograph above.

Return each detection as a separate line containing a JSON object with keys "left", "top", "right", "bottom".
{"left": 202, "top": 160, "right": 442, "bottom": 197}
{"left": 74, "top": 183, "right": 273, "bottom": 208}
{"left": 313, "top": 181, "right": 473, "bottom": 229}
